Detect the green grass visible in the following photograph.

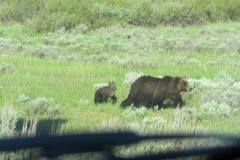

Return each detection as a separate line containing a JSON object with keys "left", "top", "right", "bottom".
{"left": 1, "top": 54, "right": 240, "bottom": 134}
{"left": 201, "top": 112, "right": 240, "bottom": 136}
{"left": 0, "top": 25, "right": 27, "bottom": 38}
{"left": 0, "top": 25, "right": 43, "bottom": 46}
{"left": 1, "top": 2, "right": 240, "bottom": 157}
{"left": 0, "top": 22, "right": 240, "bottom": 137}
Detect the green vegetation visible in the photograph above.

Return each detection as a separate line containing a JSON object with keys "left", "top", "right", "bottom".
{"left": 0, "top": 23, "right": 240, "bottom": 158}
{"left": 1, "top": 0, "right": 240, "bottom": 32}
{"left": 0, "top": 0, "right": 240, "bottom": 159}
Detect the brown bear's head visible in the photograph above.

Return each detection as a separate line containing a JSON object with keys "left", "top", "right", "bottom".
{"left": 177, "top": 76, "right": 191, "bottom": 92}
{"left": 169, "top": 76, "right": 191, "bottom": 94}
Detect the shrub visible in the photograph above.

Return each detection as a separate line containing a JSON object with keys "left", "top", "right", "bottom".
{"left": 18, "top": 95, "right": 62, "bottom": 117}
{"left": 108, "top": 56, "right": 126, "bottom": 65}
{"left": 47, "top": 104, "right": 62, "bottom": 116}
{"left": 222, "top": 90, "right": 240, "bottom": 109}
{"left": 0, "top": 0, "right": 45, "bottom": 24}
{"left": 0, "top": 63, "right": 12, "bottom": 74}
{"left": 188, "top": 71, "right": 240, "bottom": 116}
{"left": 201, "top": 100, "right": 231, "bottom": 118}
{"left": 165, "top": 56, "right": 201, "bottom": 65}
{"left": 0, "top": 103, "right": 19, "bottom": 138}
{"left": 93, "top": 83, "right": 108, "bottom": 90}
{"left": 122, "top": 107, "right": 147, "bottom": 122}
{"left": 92, "top": 107, "right": 226, "bottom": 159}
{"left": 123, "top": 72, "right": 144, "bottom": 87}
{"left": 194, "top": 0, "right": 240, "bottom": 22}
{"left": 91, "top": 2, "right": 130, "bottom": 28}
{"left": 83, "top": 54, "right": 109, "bottom": 63}
{"left": 79, "top": 99, "right": 89, "bottom": 106}
{"left": 142, "top": 116, "right": 166, "bottom": 133}
{"left": 156, "top": 2, "right": 207, "bottom": 26}
{"left": 124, "top": 55, "right": 159, "bottom": 68}
{"left": 26, "top": 0, "right": 88, "bottom": 32}
{"left": 0, "top": 103, "right": 40, "bottom": 159}
{"left": 17, "top": 94, "right": 30, "bottom": 103}
{"left": 1, "top": 0, "right": 240, "bottom": 32}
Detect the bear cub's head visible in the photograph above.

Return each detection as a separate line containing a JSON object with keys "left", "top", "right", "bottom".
{"left": 109, "top": 81, "right": 117, "bottom": 91}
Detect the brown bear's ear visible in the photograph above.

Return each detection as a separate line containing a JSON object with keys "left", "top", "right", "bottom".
{"left": 183, "top": 76, "right": 186, "bottom": 78}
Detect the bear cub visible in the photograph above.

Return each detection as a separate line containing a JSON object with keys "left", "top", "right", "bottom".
{"left": 94, "top": 81, "right": 117, "bottom": 105}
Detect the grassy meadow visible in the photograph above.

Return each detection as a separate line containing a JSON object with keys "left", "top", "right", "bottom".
{"left": 1, "top": 20, "right": 240, "bottom": 159}
{"left": 1, "top": 22, "right": 240, "bottom": 130}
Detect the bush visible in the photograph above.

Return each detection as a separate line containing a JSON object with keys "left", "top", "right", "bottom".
{"left": 188, "top": 71, "right": 240, "bottom": 118}
{"left": 108, "top": 56, "right": 126, "bottom": 65}
{"left": 0, "top": 103, "right": 19, "bottom": 138}
{"left": 0, "top": 0, "right": 45, "bottom": 24}
{"left": 165, "top": 56, "right": 201, "bottom": 65}
{"left": 1, "top": 0, "right": 240, "bottom": 32}
{"left": 93, "top": 83, "right": 108, "bottom": 90}
{"left": 79, "top": 99, "right": 89, "bottom": 106}
{"left": 124, "top": 55, "right": 159, "bottom": 68}
{"left": 201, "top": 100, "right": 231, "bottom": 118}
{"left": 194, "top": 0, "right": 240, "bottom": 22}
{"left": 0, "top": 103, "right": 40, "bottom": 159}
{"left": 156, "top": 2, "right": 207, "bottom": 26}
{"left": 0, "top": 63, "right": 12, "bottom": 74}
{"left": 83, "top": 54, "right": 109, "bottom": 63}
{"left": 18, "top": 95, "right": 62, "bottom": 117}
{"left": 123, "top": 72, "right": 144, "bottom": 87}
{"left": 26, "top": 0, "right": 89, "bottom": 33}
{"left": 92, "top": 107, "right": 226, "bottom": 159}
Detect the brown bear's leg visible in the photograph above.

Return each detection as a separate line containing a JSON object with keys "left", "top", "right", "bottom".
{"left": 167, "top": 93, "right": 183, "bottom": 108}
{"left": 103, "top": 97, "right": 108, "bottom": 103}
{"left": 120, "top": 92, "right": 136, "bottom": 107}
{"left": 152, "top": 100, "right": 164, "bottom": 110}
{"left": 139, "top": 98, "right": 150, "bottom": 107}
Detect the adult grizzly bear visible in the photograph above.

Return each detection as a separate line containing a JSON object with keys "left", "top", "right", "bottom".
{"left": 120, "top": 75, "right": 191, "bottom": 109}
{"left": 94, "top": 81, "right": 117, "bottom": 105}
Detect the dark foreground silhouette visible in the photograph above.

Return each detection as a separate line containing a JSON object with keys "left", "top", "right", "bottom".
{"left": 0, "top": 132, "right": 239, "bottom": 160}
